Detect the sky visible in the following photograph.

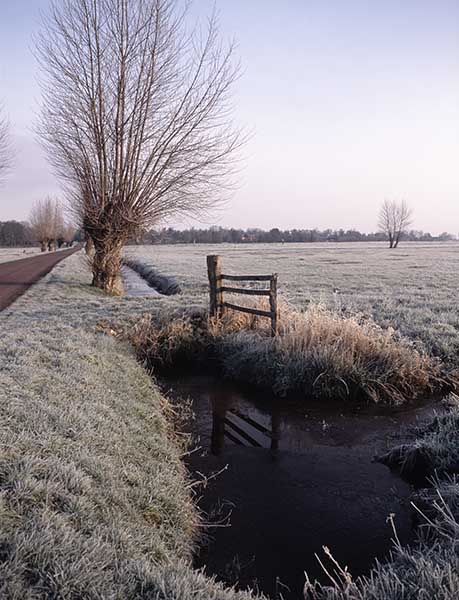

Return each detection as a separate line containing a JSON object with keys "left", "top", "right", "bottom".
{"left": 0, "top": 0, "right": 458, "bottom": 234}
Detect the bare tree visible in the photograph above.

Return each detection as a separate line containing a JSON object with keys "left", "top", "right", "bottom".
{"left": 62, "top": 221, "right": 77, "bottom": 247}
{"left": 0, "top": 104, "right": 12, "bottom": 183}
{"left": 378, "top": 199, "right": 412, "bottom": 248}
{"left": 36, "top": 0, "right": 244, "bottom": 294}
{"left": 29, "top": 197, "right": 64, "bottom": 252}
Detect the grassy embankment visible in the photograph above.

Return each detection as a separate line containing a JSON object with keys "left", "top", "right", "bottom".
{"left": 131, "top": 303, "right": 451, "bottom": 405}
{"left": 0, "top": 251, "right": 262, "bottom": 599}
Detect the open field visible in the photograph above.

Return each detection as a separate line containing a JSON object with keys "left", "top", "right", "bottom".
{"left": 125, "top": 242, "right": 459, "bottom": 364}
{"left": 0, "top": 247, "right": 42, "bottom": 263}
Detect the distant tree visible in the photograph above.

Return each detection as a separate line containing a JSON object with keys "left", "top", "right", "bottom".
{"left": 0, "top": 221, "right": 32, "bottom": 247}
{"left": 0, "top": 104, "right": 12, "bottom": 183}
{"left": 37, "top": 0, "right": 243, "bottom": 294}
{"left": 62, "top": 222, "right": 77, "bottom": 247}
{"left": 29, "top": 197, "right": 63, "bottom": 251}
{"left": 268, "top": 228, "right": 283, "bottom": 243}
{"left": 54, "top": 211, "right": 67, "bottom": 249}
{"left": 438, "top": 231, "right": 455, "bottom": 242}
{"left": 378, "top": 199, "right": 412, "bottom": 248}
{"left": 137, "top": 223, "right": 456, "bottom": 246}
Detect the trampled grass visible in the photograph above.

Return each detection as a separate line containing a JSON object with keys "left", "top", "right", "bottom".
{"left": 125, "top": 242, "right": 459, "bottom": 364}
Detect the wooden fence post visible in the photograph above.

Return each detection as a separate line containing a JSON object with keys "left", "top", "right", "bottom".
{"left": 270, "top": 273, "right": 278, "bottom": 336}
{"left": 207, "top": 255, "right": 222, "bottom": 318}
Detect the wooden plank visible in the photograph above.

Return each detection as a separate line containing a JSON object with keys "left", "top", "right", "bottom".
{"left": 221, "top": 274, "right": 273, "bottom": 282}
{"left": 219, "top": 286, "right": 271, "bottom": 297}
{"left": 222, "top": 301, "right": 273, "bottom": 319}
{"left": 270, "top": 273, "right": 278, "bottom": 336}
{"left": 207, "top": 255, "right": 223, "bottom": 318}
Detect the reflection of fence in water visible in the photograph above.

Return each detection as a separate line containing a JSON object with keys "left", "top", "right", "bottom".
{"left": 211, "top": 407, "right": 281, "bottom": 455}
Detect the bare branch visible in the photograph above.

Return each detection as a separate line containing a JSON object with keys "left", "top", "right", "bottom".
{"left": 0, "top": 104, "right": 13, "bottom": 184}
{"left": 36, "top": 0, "right": 244, "bottom": 293}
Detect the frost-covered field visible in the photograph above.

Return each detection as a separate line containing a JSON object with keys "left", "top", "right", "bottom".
{"left": 0, "top": 247, "right": 41, "bottom": 263}
{"left": 125, "top": 242, "right": 459, "bottom": 362}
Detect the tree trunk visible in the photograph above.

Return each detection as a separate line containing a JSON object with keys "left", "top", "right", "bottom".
{"left": 85, "top": 236, "right": 95, "bottom": 257}
{"left": 91, "top": 240, "right": 124, "bottom": 295}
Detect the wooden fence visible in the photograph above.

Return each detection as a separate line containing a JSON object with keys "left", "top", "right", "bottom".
{"left": 207, "top": 255, "right": 278, "bottom": 336}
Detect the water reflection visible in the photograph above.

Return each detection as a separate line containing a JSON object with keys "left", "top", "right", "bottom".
{"left": 210, "top": 393, "right": 281, "bottom": 455}
{"left": 163, "top": 374, "right": 435, "bottom": 599}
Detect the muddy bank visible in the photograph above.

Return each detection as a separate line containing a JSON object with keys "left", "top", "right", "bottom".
{"left": 162, "top": 374, "right": 442, "bottom": 599}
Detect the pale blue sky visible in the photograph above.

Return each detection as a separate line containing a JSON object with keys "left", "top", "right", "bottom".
{"left": 0, "top": 0, "right": 458, "bottom": 233}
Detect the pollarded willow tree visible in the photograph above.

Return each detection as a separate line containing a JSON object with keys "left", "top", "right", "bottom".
{"left": 29, "top": 197, "right": 65, "bottom": 252}
{"left": 36, "top": 0, "right": 244, "bottom": 294}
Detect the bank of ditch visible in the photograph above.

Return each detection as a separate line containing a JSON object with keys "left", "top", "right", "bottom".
{"left": 0, "top": 252, "right": 263, "bottom": 599}
{"left": 129, "top": 303, "right": 456, "bottom": 406}
{"left": 2, "top": 250, "right": 459, "bottom": 599}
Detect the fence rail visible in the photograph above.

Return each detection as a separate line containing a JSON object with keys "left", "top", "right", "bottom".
{"left": 207, "top": 255, "right": 278, "bottom": 336}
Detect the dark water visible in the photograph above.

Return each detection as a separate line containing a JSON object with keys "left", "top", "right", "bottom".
{"left": 162, "top": 375, "right": 439, "bottom": 599}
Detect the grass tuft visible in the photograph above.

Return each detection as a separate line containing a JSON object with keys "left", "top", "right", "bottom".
{"left": 130, "top": 301, "right": 452, "bottom": 404}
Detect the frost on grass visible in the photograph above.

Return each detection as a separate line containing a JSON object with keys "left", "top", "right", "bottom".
{"left": 123, "top": 255, "right": 181, "bottom": 295}
{"left": 130, "top": 301, "right": 450, "bottom": 405}
{"left": 125, "top": 242, "right": 459, "bottom": 365}
{"left": 0, "top": 252, "right": 263, "bottom": 599}
{"left": 3, "top": 250, "right": 459, "bottom": 599}
{"left": 378, "top": 395, "right": 459, "bottom": 480}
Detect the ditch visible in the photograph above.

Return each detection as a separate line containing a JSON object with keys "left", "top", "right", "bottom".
{"left": 162, "top": 374, "right": 440, "bottom": 599}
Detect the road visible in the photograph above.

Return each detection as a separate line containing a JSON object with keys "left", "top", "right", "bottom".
{"left": 0, "top": 246, "right": 81, "bottom": 311}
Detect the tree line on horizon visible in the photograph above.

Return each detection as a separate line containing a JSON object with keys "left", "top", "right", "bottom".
{"left": 139, "top": 226, "right": 456, "bottom": 245}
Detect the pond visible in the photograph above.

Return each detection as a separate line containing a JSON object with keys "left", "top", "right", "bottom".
{"left": 162, "top": 374, "right": 439, "bottom": 599}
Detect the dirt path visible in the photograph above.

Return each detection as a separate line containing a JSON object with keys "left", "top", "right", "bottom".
{"left": 0, "top": 245, "right": 82, "bottom": 311}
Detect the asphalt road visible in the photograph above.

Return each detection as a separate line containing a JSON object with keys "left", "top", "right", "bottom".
{"left": 0, "top": 245, "right": 81, "bottom": 311}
